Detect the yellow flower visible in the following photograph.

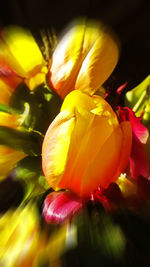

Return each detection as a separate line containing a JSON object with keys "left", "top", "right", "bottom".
{"left": 0, "top": 203, "right": 40, "bottom": 267}
{"left": 0, "top": 145, "right": 25, "bottom": 181}
{"left": 42, "top": 90, "right": 132, "bottom": 197}
{"left": 0, "top": 111, "right": 26, "bottom": 180}
{"left": 0, "top": 75, "right": 21, "bottom": 105}
{"left": 0, "top": 26, "right": 47, "bottom": 90}
{"left": 48, "top": 19, "right": 119, "bottom": 98}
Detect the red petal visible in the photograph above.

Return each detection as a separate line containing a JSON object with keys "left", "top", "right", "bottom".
{"left": 43, "top": 191, "right": 83, "bottom": 224}
{"left": 118, "top": 107, "right": 149, "bottom": 178}
{"left": 118, "top": 107, "right": 148, "bottom": 144}
{"left": 0, "top": 60, "right": 21, "bottom": 88}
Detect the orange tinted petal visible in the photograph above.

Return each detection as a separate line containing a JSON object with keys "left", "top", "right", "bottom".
{"left": 112, "top": 121, "right": 132, "bottom": 180}
{"left": 0, "top": 79, "right": 12, "bottom": 105}
{"left": 50, "top": 20, "right": 86, "bottom": 98}
{"left": 0, "top": 112, "right": 19, "bottom": 128}
{"left": 75, "top": 32, "right": 119, "bottom": 95}
{"left": 79, "top": 122, "right": 132, "bottom": 197}
{"left": 50, "top": 20, "right": 119, "bottom": 98}
{"left": 0, "top": 145, "right": 26, "bottom": 180}
{"left": 42, "top": 110, "right": 75, "bottom": 189}
{"left": 67, "top": 124, "right": 123, "bottom": 197}
{"left": 59, "top": 91, "right": 119, "bottom": 195}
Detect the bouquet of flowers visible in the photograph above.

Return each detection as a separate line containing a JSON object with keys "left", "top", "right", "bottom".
{"left": 0, "top": 18, "right": 150, "bottom": 267}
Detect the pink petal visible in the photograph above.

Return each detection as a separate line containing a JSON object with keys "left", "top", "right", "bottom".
{"left": 116, "top": 82, "right": 128, "bottom": 95}
{"left": 118, "top": 107, "right": 149, "bottom": 179}
{"left": 118, "top": 107, "right": 148, "bottom": 143}
{"left": 43, "top": 191, "right": 83, "bottom": 224}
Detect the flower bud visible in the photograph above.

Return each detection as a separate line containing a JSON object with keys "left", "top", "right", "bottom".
{"left": 49, "top": 19, "right": 119, "bottom": 98}
{"left": 0, "top": 26, "right": 47, "bottom": 90}
{"left": 42, "top": 90, "right": 132, "bottom": 197}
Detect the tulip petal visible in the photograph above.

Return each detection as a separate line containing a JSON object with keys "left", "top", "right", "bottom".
{"left": 0, "top": 59, "right": 21, "bottom": 88}
{"left": 0, "top": 145, "right": 25, "bottom": 180}
{"left": 0, "top": 60, "right": 21, "bottom": 104}
{"left": 112, "top": 121, "right": 132, "bottom": 180}
{"left": 75, "top": 121, "right": 131, "bottom": 197}
{"left": 49, "top": 20, "right": 86, "bottom": 98}
{"left": 79, "top": 124, "right": 123, "bottom": 196}
{"left": 42, "top": 110, "right": 75, "bottom": 189}
{"left": 75, "top": 32, "right": 119, "bottom": 95}
{"left": 0, "top": 112, "right": 19, "bottom": 129}
{"left": 43, "top": 191, "right": 83, "bottom": 224}
{"left": 60, "top": 111, "right": 118, "bottom": 195}
{"left": 0, "top": 79, "right": 14, "bottom": 105}
{"left": 59, "top": 91, "right": 119, "bottom": 194}
{"left": 118, "top": 107, "right": 149, "bottom": 144}
{"left": 118, "top": 107, "right": 149, "bottom": 179}
{"left": 49, "top": 20, "right": 119, "bottom": 98}
{"left": 1, "top": 26, "right": 45, "bottom": 77}
{"left": 0, "top": 203, "right": 40, "bottom": 267}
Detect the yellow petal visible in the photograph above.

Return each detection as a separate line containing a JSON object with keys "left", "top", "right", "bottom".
{"left": 59, "top": 91, "right": 119, "bottom": 194}
{"left": 0, "top": 203, "right": 39, "bottom": 267}
{"left": 0, "top": 145, "right": 26, "bottom": 180}
{"left": 50, "top": 19, "right": 119, "bottom": 98}
{"left": 61, "top": 89, "right": 96, "bottom": 115}
{"left": 111, "top": 121, "right": 132, "bottom": 180}
{"left": 0, "top": 79, "right": 13, "bottom": 105}
{"left": 0, "top": 112, "right": 19, "bottom": 128}
{"left": 1, "top": 26, "right": 45, "bottom": 78}
{"left": 75, "top": 31, "right": 119, "bottom": 95}
{"left": 79, "top": 121, "right": 132, "bottom": 197}
{"left": 116, "top": 174, "right": 137, "bottom": 198}
{"left": 80, "top": 124, "right": 123, "bottom": 196}
{"left": 42, "top": 110, "right": 75, "bottom": 189}
{"left": 25, "top": 67, "right": 47, "bottom": 90}
{"left": 50, "top": 19, "right": 86, "bottom": 98}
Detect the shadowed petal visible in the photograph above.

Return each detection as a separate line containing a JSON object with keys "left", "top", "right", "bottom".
{"left": 43, "top": 191, "right": 83, "bottom": 223}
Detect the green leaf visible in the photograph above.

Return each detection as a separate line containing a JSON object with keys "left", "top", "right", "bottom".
{"left": 10, "top": 82, "right": 62, "bottom": 135}
{"left": 125, "top": 75, "right": 150, "bottom": 116}
{"left": 34, "top": 84, "right": 62, "bottom": 123}
{"left": 10, "top": 82, "right": 50, "bottom": 134}
{"left": 14, "top": 156, "right": 49, "bottom": 201}
{"left": 0, "top": 104, "right": 10, "bottom": 113}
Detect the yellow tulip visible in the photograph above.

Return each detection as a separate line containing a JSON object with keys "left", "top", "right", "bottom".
{"left": 0, "top": 111, "right": 20, "bottom": 128}
{"left": 42, "top": 90, "right": 132, "bottom": 197}
{"left": 0, "top": 204, "right": 40, "bottom": 267}
{"left": 0, "top": 77, "right": 21, "bottom": 105}
{"left": 48, "top": 19, "right": 119, "bottom": 99}
{"left": 0, "top": 26, "right": 47, "bottom": 90}
{"left": 0, "top": 145, "right": 25, "bottom": 180}
{"left": 0, "top": 112, "right": 26, "bottom": 180}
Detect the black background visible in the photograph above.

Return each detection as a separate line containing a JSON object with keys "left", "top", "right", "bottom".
{"left": 0, "top": 0, "right": 150, "bottom": 92}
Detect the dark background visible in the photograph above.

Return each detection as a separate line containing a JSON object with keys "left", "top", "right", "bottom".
{"left": 0, "top": 0, "right": 150, "bottom": 92}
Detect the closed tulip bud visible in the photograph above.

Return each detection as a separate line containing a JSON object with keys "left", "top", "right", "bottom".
{"left": 48, "top": 19, "right": 119, "bottom": 99}
{"left": 42, "top": 90, "right": 132, "bottom": 197}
